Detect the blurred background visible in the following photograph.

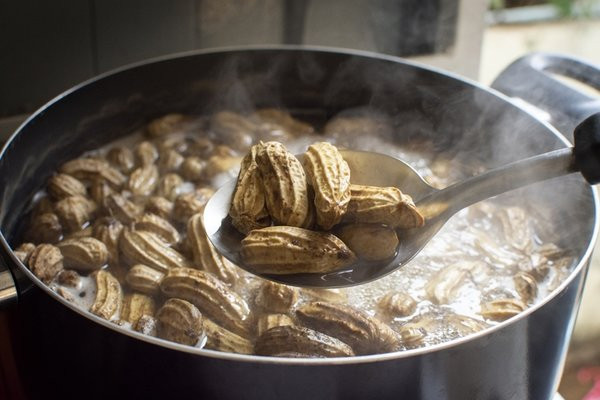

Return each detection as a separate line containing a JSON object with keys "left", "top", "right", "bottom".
{"left": 480, "top": 3, "right": 600, "bottom": 398}
{"left": 1, "top": 0, "right": 598, "bottom": 139}
{"left": 0, "top": 1, "right": 599, "bottom": 398}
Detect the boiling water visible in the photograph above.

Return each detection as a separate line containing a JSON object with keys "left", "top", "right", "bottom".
{"left": 26, "top": 110, "right": 575, "bottom": 353}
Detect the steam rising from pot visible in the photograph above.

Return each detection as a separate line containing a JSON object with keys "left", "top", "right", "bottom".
{"left": 199, "top": 50, "right": 592, "bottom": 254}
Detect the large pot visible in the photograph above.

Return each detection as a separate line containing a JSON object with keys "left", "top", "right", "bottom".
{"left": 1, "top": 47, "right": 599, "bottom": 400}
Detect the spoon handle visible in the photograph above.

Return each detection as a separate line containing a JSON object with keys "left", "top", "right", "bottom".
{"left": 574, "top": 113, "right": 600, "bottom": 185}
{"left": 418, "top": 147, "right": 576, "bottom": 219}
{"left": 419, "top": 113, "right": 600, "bottom": 220}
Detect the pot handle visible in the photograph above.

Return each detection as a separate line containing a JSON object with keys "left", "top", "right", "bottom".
{"left": 491, "top": 52, "right": 600, "bottom": 142}
{"left": 0, "top": 267, "right": 17, "bottom": 309}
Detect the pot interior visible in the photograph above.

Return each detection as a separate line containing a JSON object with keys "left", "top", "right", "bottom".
{"left": 0, "top": 47, "right": 596, "bottom": 355}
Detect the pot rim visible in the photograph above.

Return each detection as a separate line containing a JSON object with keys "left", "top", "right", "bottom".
{"left": 1, "top": 44, "right": 598, "bottom": 366}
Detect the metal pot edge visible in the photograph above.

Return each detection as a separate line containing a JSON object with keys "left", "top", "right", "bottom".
{"left": 1, "top": 45, "right": 598, "bottom": 367}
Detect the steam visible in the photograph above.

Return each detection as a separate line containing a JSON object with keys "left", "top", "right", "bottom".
{"left": 184, "top": 49, "right": 594, "bottom": 253}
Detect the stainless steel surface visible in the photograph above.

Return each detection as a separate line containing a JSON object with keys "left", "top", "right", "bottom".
{"left": 205, "top": 147, "right": 579, "bottom": 287}
{"left": 0, "top": 270, "right": 17, "bottom": 308}
{"left": 492, "top": 53, "right": 600, "bottom": 141}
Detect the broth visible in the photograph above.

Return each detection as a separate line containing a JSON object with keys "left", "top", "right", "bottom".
{"left": 16, "top": 109, "right": 574, "bottom": 356}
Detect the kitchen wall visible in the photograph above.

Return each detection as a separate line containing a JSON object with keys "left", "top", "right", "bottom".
{"left": 0, "top": 0, "right": 486, "bottom": 140}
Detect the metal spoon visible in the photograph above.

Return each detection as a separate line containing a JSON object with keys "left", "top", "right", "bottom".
{"left": 204, "top": 114, "right": 600, "bottom": 288}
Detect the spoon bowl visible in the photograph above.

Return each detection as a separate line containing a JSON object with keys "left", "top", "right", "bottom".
{"left": 203, "top": 150, "right": 434, "bottom": 288}
{"left": 204, "top": 113, "right": 599, "bottom": 288}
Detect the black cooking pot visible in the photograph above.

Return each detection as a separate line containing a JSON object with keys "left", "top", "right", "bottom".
{"left": 1, "top": 47, "right": 599, "bottom": 400}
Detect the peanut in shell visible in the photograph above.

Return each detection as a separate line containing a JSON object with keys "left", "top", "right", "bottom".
{"left": 90, "top": 269, "right": 123, "bottom": 320}
{"left": 160, "top": 267, "right": 250, "bottom": 337}
{"left": 344, "top": 184, "right": 424, "bottom": 228}
{"left": 229, "top": 143, "right": 270, "bottom": 234}
{"left": 156, "top": 298, "right": 203, "bottom": 346}
{"left": 241, "top": 226, "right": 357, "bottom": 275}
{"left": 336, "top": 223, "right": 399, "bottom": 261}
{"left": 303, "top": 142, "right": 351, "bottom": 230}
{"left": 255, "top": 325, "right": 354, "bottom": 358}
{"left": 187, "top": 213, "right": 239, "bottom": 284}
{"left": 255, "top": 141, "right": 309, "bottom": 227}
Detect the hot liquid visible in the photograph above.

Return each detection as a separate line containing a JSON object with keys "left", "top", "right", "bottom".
{"left": 26, "top": 110, "right": 574, "bottom": 354}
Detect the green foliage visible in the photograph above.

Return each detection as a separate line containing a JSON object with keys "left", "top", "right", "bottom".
{"left": 489, "top": 0, "right": 506, "bottom": 10}
{"left": 488, "top": 0, "right": 599, "bottom": 18}
{"left": 548, "top": 0, "right": 573, "bottom": 16}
